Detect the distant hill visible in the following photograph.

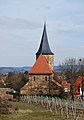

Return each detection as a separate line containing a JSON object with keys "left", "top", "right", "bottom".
{"left": 54, "top": 66, "right": 60, "bottom": 71}
{"left": 0, "top": 66, "right": 60, "bottom": 74}
{"left": 0, "top": 67, "right": 31, "bottom": 74}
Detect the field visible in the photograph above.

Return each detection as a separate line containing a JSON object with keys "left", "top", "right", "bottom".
{"left": 0, "top": 102, "right": 66, "bottom": 120}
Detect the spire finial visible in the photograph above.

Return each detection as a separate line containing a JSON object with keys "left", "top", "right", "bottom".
{"left": 44, "top": 16, "right": 46, "bottom": 26}
{"left": 44, "top": 20, "right": 46, "bottom": 25}
{"left": 44, "top": 20, "right": 47, "bottom": 32}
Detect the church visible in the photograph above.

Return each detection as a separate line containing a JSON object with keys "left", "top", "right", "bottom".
{"left": 20, "top": 22, "right": 62, "bottom": 95}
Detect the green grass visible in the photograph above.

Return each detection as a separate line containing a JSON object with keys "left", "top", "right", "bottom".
{"left": 0, "top": 102, "right": 66, "bottom": 120}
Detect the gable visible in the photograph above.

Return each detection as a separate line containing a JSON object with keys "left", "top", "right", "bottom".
{"left": 29, "top": 54, "right": 53, "bottom": 75}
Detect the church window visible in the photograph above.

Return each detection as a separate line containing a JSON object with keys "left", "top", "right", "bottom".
{"left": 34, "top": 77, "right": 35, "bottom": 81}
{"left": 45, "top": 76, "right": 47, "bottom": 81}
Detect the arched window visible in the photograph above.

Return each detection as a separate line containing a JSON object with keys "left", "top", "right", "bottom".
{"left": 45, "top": 76, "right": 47, "bottom": 81}
{"left": 34, "top": 77, "right": 35, "bottom": 81}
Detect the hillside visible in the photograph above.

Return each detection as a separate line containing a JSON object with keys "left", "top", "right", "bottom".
{"left": 0, "top": 66, "right": 59, "bottom": 74}
{"left": 0, "top": 67, "right": 31, "bottom": 74}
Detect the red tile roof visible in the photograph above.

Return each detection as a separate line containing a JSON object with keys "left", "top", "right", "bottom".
{"left": 29, "top": 54, "right": 53, "bottom": 75}
{"left": 74, "top": 76, "right": 83, "bottom": 87}
{"left": 51, "top": 79, "right": 62, "bottom": 87}
{"left": 74, "top": 76, "right": 84, "bottom": 95}
{"left": 61, "top": 80, "right": 71, "bottom": 89}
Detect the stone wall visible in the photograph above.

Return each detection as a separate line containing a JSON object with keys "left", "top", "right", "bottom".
{"left": 0, "top": 88, "right": 10, "bottom": 95}
{"left": 28, "top": 74, "right": 52, "bottom": 95}
{"left": 20, "top": 82, "right": 29, "bottom": 94}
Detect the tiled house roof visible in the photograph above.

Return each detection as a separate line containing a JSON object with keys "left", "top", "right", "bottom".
{"left": 74, "top": 76, "right": 83, "bottom": 87}
{"left": 61, "top": 80, "right": 71, "bottom": 89}
{"left": 74, "top": 76, "right": 84, "bottom": 95}
{"left": 51, "top": 79, "right": 62, "bottom": 87}
{"left": 29, "top": 54, "right": 53, "bottom": 75}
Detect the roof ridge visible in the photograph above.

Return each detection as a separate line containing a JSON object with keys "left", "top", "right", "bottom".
{"left": 51, "top": 79, "right": 62, "bottom": 87}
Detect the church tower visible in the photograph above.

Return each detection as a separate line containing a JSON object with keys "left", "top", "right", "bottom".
{"left": 36, "top": 22, "right": 54, "bottom": 70}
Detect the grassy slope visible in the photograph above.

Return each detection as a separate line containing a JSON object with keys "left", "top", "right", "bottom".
{"left": 0, "top": 102, "right": 66, "bottom": 120}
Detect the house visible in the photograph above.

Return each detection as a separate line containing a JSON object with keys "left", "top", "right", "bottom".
{"left": 0, "top": 88, "right": 13, "bottom": 101}
{"left": 0, "top": 88, "right": 11, "bottom": 95}
{"left": 74, "top": 76, "right": 84, "bottom": 95}
{"left": 61, "top": 80, "right": 71, "bottom": 92}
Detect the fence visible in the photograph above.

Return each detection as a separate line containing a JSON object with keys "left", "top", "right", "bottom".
{"left": 20, "top": 95, "right": 84, "bottom": 120}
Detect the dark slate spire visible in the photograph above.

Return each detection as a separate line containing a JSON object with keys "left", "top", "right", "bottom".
{"left": 36, "top": 22, "right": 54, "bottom": 55}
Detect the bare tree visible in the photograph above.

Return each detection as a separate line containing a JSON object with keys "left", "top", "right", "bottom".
{"left": 5, "top": 72, "right": 28, "bottom": 91}
{"left": 59, "top": 58, "right": 79, "bottom": 101}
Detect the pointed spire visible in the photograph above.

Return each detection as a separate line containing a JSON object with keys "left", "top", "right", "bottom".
{"left": 36, "top": 22, "right": 54, "bottom": 55}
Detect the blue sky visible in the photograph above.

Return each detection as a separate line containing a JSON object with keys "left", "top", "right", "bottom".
{"left": 0, "top": 0, "right": 84, "bottom": 67}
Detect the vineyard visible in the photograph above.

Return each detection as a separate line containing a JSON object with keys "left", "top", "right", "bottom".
{"left": 0, "top": 95, "right": 84, "bottom": 120}
{"left": 20, "top": 95, "right": 84, "bottom": 120}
